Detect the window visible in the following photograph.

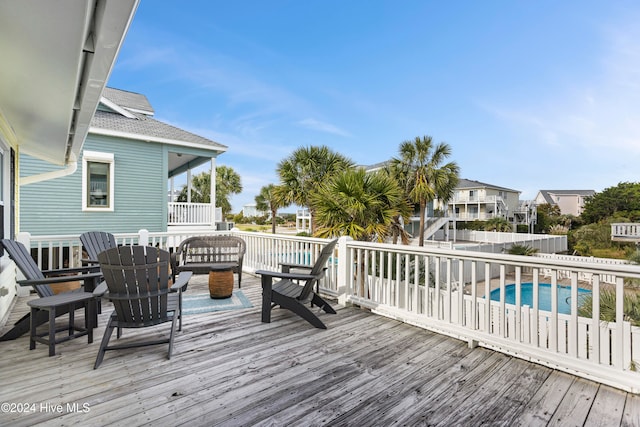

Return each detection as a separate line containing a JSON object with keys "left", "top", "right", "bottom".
{"left": 82, "top": 151, "right": 114, "bottom": 211}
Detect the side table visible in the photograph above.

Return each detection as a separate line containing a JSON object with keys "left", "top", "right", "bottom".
{"left": 27, "top": 292, "right": 95, "bottom": 356}
{"left": 208, "top": 263, "right": 236, "bottom": 299}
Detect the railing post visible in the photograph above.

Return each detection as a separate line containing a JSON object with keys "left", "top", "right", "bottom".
{"left": 15, "top": 232, "right": 32, "bottom": 296}
{"left": 139, "top": 229, "right": 149, "bottom": 246}
{"left": 337, "top": 236, "right": 352, "bottom": 306}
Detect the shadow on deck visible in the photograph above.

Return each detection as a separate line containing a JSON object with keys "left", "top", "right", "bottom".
{"left": 1, "top": 274, "right": 639, "bottom": 426}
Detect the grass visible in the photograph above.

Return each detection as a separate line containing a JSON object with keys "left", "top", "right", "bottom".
{"left": 234, "top": 224, "right": 272, "bottom": 232}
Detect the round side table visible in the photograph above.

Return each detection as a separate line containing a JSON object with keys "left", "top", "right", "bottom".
{"left": 208, "top": 263, "right": 236, "bottom": 299}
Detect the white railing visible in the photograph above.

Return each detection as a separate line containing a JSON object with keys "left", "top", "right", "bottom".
{"left": 456, "top": 230, "right": 567, "bottom": 248}
{"left": 535, "top": 253, "right": 627, "bottom": 285}
{"left": 168, "top": 202, "right": 221, "bottom": 226}
{"left": 453, "top": 212, "right": 502, "bottom": 221}
{"left": 14, "top": 230, "right": 640, "bottom": 394}
{"left": 612, "top": 223, "right": 640, "bottom": 242}
{"left": 340, "top": 240, "right": 640, "bottom": 394}
{"left": 451, "top": 195, "right": 504, "bottom": 204}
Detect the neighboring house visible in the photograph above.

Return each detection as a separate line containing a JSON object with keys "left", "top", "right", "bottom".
{"left": 437, "top": 179, "right": 522, "bottom": 222}
{"left": 242, "top": 204, "right": 265, "bottom": 218}
{"left": 534, "top": 190, "right": 595, "bottom": 216}
{"left": 362, "top": 162, "right": 533, "bottom": 236}
{"left": 19, "top": 87, "right": 227, "bottom": 236}
{"left": 0, "top": 1, "right": 139, "bottom": 326}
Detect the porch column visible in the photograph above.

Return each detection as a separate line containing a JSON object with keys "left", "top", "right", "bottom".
{"left": 187, "top": 169, "right": 192, "bottom": 203}
{"left": 210, "top": 157, "right": 216, "bottom": 227}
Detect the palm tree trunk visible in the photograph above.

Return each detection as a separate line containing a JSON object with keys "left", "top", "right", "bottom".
{"left": 418, "top": 201, "right": 426, "bottom": 246}
{"left": 271, "top": 208, "right": 277, "bottom": 234}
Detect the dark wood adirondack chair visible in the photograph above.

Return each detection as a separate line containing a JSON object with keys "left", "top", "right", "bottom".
{"left": 94, "top": 245, "right": 192, "bottom": 369}
{"left": 256, "top": 239, "right": 339, "bottom": 329}
{"left": 81, "top": 231, "right": 187, "bottom": 331}
{"left": 0, "top": 239, "right": 102, "bottom": 341}
{"left": 80, "top": 231, "right": 117, "bottom": 264}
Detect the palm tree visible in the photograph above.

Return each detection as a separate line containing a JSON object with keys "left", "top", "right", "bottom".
{"left": 390, "top": 136, "right": 459, "bottom": 246}
{"left": 177, "top": 165, "right": 242, "bottom": 216}
{"left": 310, "top": 168, "right": 410, "bottom": 242}
{"left": 255, "top": 184, "right": 286, "bottom": 234}
{"left": 507, "top": 244, "right": 539, "bottom": 256}
{"left": 485, "top": 217, "right": 513, "bottom": 232}
{"left": 277, "top": 146, "right": 354, "bottom": 233}
{"left": 578, "top": 290, "right": 640, "bottom": 327}
{"left": 216, "top": 165, "right": 243, "bottom": 216}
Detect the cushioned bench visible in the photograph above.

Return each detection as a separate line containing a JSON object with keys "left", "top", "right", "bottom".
{"left": 171, "top": 235, "right": 246, "bottom": 288}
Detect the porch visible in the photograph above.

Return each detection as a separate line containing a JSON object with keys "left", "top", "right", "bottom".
{"left": 1, "top": 274, "right": 639, "bottom": 426}
{"left": 612, "top": 223, "right": 640, "bottom": 243}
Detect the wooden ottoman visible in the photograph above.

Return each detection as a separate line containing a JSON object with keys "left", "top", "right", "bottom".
{"left": 208, "top": 263, "right": 236, "bottom": 299}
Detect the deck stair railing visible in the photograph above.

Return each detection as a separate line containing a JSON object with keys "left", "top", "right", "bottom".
{"left": 15, "top": 230, "right": 640, "bottom": 394}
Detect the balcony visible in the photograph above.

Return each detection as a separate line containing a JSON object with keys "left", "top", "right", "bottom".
{"left": 2, "top": 232, "right": 640, "bottom": 424}
{"left": 168, "top": 202, "right": 222, "bottom": 227}
{"left": 612, "top": 223, "right": 640, "bottom": 243}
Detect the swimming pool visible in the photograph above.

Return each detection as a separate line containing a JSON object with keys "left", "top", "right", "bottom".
{"left": 489, "top": 283, "right": 592, "bottom": 314}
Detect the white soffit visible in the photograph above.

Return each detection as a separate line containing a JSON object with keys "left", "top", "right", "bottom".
{"left": 0, "top": 0, "right": 139, "bottom": 165}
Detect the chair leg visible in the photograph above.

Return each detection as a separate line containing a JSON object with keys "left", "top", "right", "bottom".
{"left": 168, "top": 311, "right": 179, "bottom": 360}
{"left": 311, "top": 294, "right": 337, "bottom": 314}
{"left": 277, "top": 298, "right": 327, "bottom": 329}
{"left": 94, "top": 317, "right": 116, "bottom": 369}
{"left": 178, "top": 291, "right": 183, "bottom": 332}
{"left": 85, "top": 299, "right": 94, "bottom": 344}
{"left": 48, "top": 307, "right": 56, "bottom": 356}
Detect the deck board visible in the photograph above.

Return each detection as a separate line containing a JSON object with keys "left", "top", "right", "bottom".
{"left": 0, "top": 273, "right": 638, "bottom": 426}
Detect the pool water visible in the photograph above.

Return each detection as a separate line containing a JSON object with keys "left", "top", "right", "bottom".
{"left": 489, "top": 283, "right": 591, "bottom": 314}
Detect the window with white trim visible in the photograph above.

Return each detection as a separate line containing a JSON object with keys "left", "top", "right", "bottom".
{"left": 82, "top": 151, "right": 114, "bottom": 211}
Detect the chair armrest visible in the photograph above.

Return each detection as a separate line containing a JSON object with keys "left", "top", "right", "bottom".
{"left": 17, "top": 271, "right": 103, "bottom": 286}
{"left": 255, "top": 270, "right": 319, "bottom": 281}
{"left": 170, "top": 271, "right": 192, "bottom": 291}
{"left": 42, "top": 265, "right": 101, "bottom": 276}
{"left": 93, "top": 281, "right": 108, "bottom": 297}
{"left": 279, "top": 262, "right": 313, "bottom": 272}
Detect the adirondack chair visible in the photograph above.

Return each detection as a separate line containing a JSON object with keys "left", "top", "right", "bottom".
{"left": 94, "top": 245, "right": 191, "bottom": 369}
{"left": 0, "top": 239, "right": 102, "bottom": 341}
{"left": 255, "top": 239, "right": 339, "bottom": 329}
{"left": 81, "top": 231, "right": 187, "bottom": 331}
{"left": 80, "top": 231, "right": 117, "bottom": 264}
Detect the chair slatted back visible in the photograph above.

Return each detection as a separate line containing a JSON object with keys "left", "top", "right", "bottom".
{"left": 98, "top": 246, "right": 172, "bottom": 327}
{"left": 178, "top": 236, "right": 246, "bottom": 264}
{"left": 298, "top": 239, "right": 339, "bottom": 301}
{"left": 80, "top": 231, "right": 117, "bottom": 261}
{"left": 1, "top": 239, "right": 53, "bottom": 297}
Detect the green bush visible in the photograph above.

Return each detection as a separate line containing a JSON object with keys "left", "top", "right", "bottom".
{"left": 578, "top": 290, "right": 640, "bottom": 327}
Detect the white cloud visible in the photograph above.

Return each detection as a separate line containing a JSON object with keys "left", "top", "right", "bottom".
{"left": 297, "top": 118, "right": 351, "bottom": 137}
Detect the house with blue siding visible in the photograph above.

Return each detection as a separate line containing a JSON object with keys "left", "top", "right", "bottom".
{"left": 0, "top": 2, "right": 140, "bottom": 333}
{"left": 19, "top": 87, "right": 227, "bottom": 236}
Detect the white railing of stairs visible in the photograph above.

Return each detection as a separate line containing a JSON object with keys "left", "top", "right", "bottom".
{"left": 422, "top": 217, "right": 450, "bottom": 241}
{"left": 16, "top": 230, "right": 640, "bottom": 394}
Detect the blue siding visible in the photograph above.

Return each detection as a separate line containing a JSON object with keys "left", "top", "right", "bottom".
{"left": 20, "top": 134, "right": 166, "bottom": 236}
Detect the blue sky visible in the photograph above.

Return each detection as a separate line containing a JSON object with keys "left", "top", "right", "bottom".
{"left": 107, "top": 1, "right": 640, "bottom": 212}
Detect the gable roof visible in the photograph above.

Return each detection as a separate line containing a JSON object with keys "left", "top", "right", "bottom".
{"left": 90, "top": 87, "right": 226, "bottom": 152}
{"left": 456, "top": 178, "right": 519, "bottom": 193}
{"left": 537, "top": 190, "right": 595, "bottom": 205}
{"left": 90, "top": 110, "right": 227, "bottom": 151}
{"left": 102, "top": 87, "right": 154, "bottom": 116}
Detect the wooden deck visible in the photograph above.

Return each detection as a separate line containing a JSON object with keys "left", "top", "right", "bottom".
{"left": 1, "top": 274, "right": 639, "bottom": 426}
